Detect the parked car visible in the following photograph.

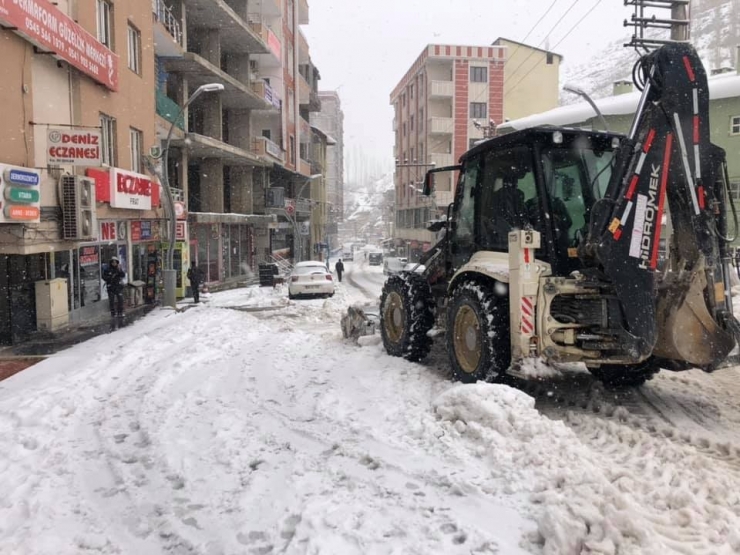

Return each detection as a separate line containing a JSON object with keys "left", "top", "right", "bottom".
{"left": 288, "top": 261, "right": 335, "bottom": 299}
{"left": 368, "top": 252, "right": 383, "bottom": 266}
{"left": 383, "top": 257, "right": 407, "bottom": 276}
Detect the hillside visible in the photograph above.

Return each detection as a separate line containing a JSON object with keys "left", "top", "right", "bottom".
{"left": 562, "top": 0, "right": 739, "bottom": 100}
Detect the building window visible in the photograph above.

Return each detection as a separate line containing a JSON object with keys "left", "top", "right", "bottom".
{"left": 410, "top": 148, "right": 415, "bottom": 162}
{"left": 401, "top": 93, "right": 406, "bottom": 106}
{"left": 262, "top": 129, "right": 272, "bottom": 140}
{"left": 418, "top": 75, "right": 424, "bottom": 97}
{"left": 129, "top": 128, "right": 143, "bottom": 173}
{"left": 409, "top": 84, "right": 414, "bottom": 99}
{"left": 96, "top": 0, "right": 113, "bottom": 49}
{"left": 127, "top": 24, "right": 141, "bottom": 74}
{"left": 100, "top": 113, "right": 116, "bottom": 166}
{"left": 419, "top": 108, "right": 424, "bottom": 131}
{"left": 729, "top": 182, "right": 740, "bottom": 201}
{"left": 289, "top": 135, "right": 296, "bottom": 165}
{"left": 402, "top": 122, "right": 407, "bottom": 137}
{"left": 410, "top": 115, "right": 415, "bottom": 131}
{"left": 470, "top": 102, "right": 487, "bottom": 119}
{"left": 546, "top": 52, "right": 554, "bottom": 65}
{"left": 731, "top": 116, "right": 740, "bottom": 135}
{"left": 419, "top": 143, "right": 424, "bottom": 161}
{"left": 470, "top": 66, "right": 487, "bottom": 82}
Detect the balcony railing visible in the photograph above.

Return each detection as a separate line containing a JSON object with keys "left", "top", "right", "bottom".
{"left": 252, "top": 136, "right": 285, "bottom": 162}
{"left": 152, "top": 0, "right": 182, "bottom": 45}
{"left": 428, "top": 117, "right": 453, "bottom": 135}
{"left": 156, "top": 88, "right": 184, "bottom": 129}
{"left": 299, "top": 158, "right": 312, "bottom": 176}
{"left": 430, "top": 80, "right": 453, "bottom": 98}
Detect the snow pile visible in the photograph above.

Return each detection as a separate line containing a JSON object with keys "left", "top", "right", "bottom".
{"left": 518, "top": 357, "right": 561, "bottom": 379}
{"left": 432, "top": 383, "right": 740, "bottom": 555}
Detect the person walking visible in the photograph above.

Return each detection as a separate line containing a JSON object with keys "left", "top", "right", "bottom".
{"left": 103, "top": 256, "right": 126, "bottom": 325}
{"left": 187, "top": 263, "right": 203, "bottom": 303}
{"left": 335, "top": 258, "right": 345, "bottom": 283}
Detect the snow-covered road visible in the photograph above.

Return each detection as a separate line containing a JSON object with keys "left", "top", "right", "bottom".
{"left": 1, "top": 259, "right": 740, "bottom": 554}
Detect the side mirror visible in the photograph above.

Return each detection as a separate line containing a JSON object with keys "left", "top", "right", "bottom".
{"left": 423, "top": 171, "right": 434, "bottom": 196}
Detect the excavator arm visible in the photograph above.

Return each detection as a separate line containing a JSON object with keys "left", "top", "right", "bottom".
{"left": 584, "top": 42, "right": 738, "bottom": 370}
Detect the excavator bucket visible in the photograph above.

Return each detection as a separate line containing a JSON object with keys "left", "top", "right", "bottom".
{"left": 654, "top": 266, "right": 736, "bottom": 368}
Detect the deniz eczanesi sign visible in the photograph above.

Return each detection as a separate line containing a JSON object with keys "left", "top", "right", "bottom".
{"left": 0, "top": 0, "right": 119, "bottom": 91}
{"left": 47, "top": 128, "right": 102, "bottom": 166}
{"left": 0, "top": 164, "right": 42, "bottom": 224}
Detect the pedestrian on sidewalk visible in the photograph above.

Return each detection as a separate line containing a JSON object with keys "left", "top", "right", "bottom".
{"left": 103, "top": 257, "right": 126, "bottom": 319}
{"left": 335, "top": 259, "right": 345, "bottom": 283}
{"left": 187, "top": 263, "right": 203, "bottom": 303}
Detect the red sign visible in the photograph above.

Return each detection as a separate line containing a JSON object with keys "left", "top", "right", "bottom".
{"left": 100, "top": 221, "right": 117, "bottom": 241}
{"left": 111, "top": 168, "right": 155, "bottom": 210}
{"left": 79, "top": 246, "right": 99, "bottom": 265}
{"left": 0, "top": 1, "right": 119, "bottom": 91}
{"left": 176, "top": 221, "right": 186, "bottom": 240}
{"left": 4, "top": 205, "right": 40, "bottom": 221}
{"left": 267, "top": 28, "right": 282, "bottom": 60}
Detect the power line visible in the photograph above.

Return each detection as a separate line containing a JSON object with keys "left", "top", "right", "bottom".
{"left": 505, "top": 0, "right": 561, "bottom": 65}
{"left": 504, "top": 0, "right": 605, "bottom": 97}
{"left": 504, "top": 0, "right": 582, "bottom": 79}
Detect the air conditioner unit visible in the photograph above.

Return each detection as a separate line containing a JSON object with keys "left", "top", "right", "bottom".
{"left": 61, "top": 175, "right": 97, "bottom": 240}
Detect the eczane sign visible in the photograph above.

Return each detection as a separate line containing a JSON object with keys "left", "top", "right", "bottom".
{"left": 47, "top": 128, "right": 102, "bottom": 166}
{"left": 111, "top": 168, "right": 155, "bottom": 210}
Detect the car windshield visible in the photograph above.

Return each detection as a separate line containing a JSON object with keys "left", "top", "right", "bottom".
{"left": 3, "top": 1, "right": 738, "bottom": 553}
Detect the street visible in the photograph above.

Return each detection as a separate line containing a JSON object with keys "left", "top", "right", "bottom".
{"left": 1, "top": 259, "right": 739, "bottom": 554}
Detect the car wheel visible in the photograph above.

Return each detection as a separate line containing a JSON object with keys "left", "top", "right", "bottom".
{"left": 380, "top": 273, "right": 434, "bottom": 362}
{"left": 446, "top": 282, "right": 510, "bottom": 383}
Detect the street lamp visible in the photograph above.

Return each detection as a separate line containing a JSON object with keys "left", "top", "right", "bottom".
{"left": 563, "top": 83, "right": 609, "bottom": 133}
{"left": 161, "top": 82, "right": 224, "bottom": 309}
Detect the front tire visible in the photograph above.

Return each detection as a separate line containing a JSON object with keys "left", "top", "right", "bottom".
{"left": 446, "top": 282, "right": 510, "bottom": 383}
{"left": 380, "top": 273, "right": 434, "bottom": 362}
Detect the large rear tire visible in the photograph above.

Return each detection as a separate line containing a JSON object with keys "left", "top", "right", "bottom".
{"left": 380, "top": 273, "right": 434, "bottom": 362}
{"left": 589, "top": 359, "right": 659, "bottom": 388}
{"left": 446, "top": 282, "right": 510, "bottom": 383}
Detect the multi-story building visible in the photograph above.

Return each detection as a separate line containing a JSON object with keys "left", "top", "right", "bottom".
{"left": 310, "top": 90, "right": 344, "bottom": 249}
{"left": 390, "top": 41, "right": 561, "bottom": 261}
{"left": 0, "top": 0, "right": 160, "bottom": 344}
{"left": 153, "top": 0, "right": 323, "bottom": 277}
{"left": 492, "top": 37, "right": 562, "bottom": 122}
{"left": 390, "top": 44, "right": 505, "bottom": 261}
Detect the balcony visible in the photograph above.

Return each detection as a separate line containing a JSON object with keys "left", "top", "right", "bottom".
{"left": 185, "top": 0, "right": 268, "bottom": 55}
{"left": 299, "top": 117, "right": 311, "bottom": 143}
{"left": 299, "top": 158, "right": 312, "bottom": 176}
{"left": 251, "top": 80, "right": 282, "bottom": 110}
{"left": 252, "top": 136, "right": 285, "bottom": 163}
{"left": 156, "top": 88, "right": 184, "bottom": 129}
{"left": 152, "top": 0, "right": 183, "bottom": 55}
{"left": 429, "top": 80, "right": 453, "bottom": 98}
{"left": 297, "top": 29, "right": 309, "bottom": 63}
{"left": 431, "top": 153, "right": 453, "bottom": 167}
{"left": 163, "top": 53, "right": 272, "bottom": 110}
{"left": 170, "top": 133, "right": 269, "bottom": 166}
{"left": 428, "top": 117, "right": 453, "bottom": 135}
{"left": 298, "top": 0, "right": 309, "bottom": 25}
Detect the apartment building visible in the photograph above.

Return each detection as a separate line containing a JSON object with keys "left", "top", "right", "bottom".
{"left": 0, "top": 0, "right": 160, "bottom": 344}
{"left": 153, "top": 0, "right": 323, "bottom": 277}
{"left": 390, "top": 41, "right": 561, "bottom": 261}
{"left": 390, "top": 44, "right": 505, "bottom": 261}
{"left": 310, "top": 90, "right": 345, "bottom": 249}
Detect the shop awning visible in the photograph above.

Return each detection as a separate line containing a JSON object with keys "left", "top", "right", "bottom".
{"left": 189, "top": 211, "right": 276, "bottom": 227}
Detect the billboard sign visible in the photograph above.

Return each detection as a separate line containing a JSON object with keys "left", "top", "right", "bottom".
{"left": 111, "top": 168, "right": 154, "bottom": 210}
{"left": 0, "top": 165, "right": 41, "bottom": 224}
{"left": 0, "top": 0, "right": 119, "bottom": 91}
{"left": 47, "top": 128, "right": 102, "bottom": 166}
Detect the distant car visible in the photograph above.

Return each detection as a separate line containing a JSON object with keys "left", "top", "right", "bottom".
{"left": 383, "top": 257, "right": 408, "bottom": 276}
{"left": 342, "top": 250, "right": 354, "bottom": 261}
{"left": 288, "top": 261, "right": 335, "bottom": 299}
{"left": 368, "top": 252, "right": 383, "bottom": 266}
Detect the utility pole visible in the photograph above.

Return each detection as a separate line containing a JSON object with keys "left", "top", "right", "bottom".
{"left": 624, "top": 0, "right": 690, "bottom": 50}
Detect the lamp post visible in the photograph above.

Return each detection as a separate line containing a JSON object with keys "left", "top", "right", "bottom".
{"left": 563, "top": 83, "right": 609, "bottom": 133}
{"left": 291, "top": 173, "right": 322, "bottom": 263}
{"left": 161, "top": 82, "right": 224, "bottom": 309}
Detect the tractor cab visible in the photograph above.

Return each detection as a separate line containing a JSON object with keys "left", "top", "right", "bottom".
{"left": 426, "top": 127, "right": 623, "bottom": 280}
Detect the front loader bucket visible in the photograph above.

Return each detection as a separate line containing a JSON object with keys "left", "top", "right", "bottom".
{"left": 653, "top": 270, "right": 735, "bottom": 368}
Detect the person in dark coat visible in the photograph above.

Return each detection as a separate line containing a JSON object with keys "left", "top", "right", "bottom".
{"left": 103, "top": 257, "right": 126, "bottom": 318}
{"left": 187, "top": 263, "right": 203, "bottom": 303}
{"left": 335, "top": 259, "right": 345, "bottom": 282}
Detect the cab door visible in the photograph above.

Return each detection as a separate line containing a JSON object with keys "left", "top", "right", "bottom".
{"left": 448, "top": 155, "right": 481, "bottom": 271}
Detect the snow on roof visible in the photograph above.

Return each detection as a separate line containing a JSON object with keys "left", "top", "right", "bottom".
{"left": 502, "top": 73, "right": 740, "bottom": 132}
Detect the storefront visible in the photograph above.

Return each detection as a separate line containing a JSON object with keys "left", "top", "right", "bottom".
{"left": 189, "top": 213, "right": 273, "bottom": 286}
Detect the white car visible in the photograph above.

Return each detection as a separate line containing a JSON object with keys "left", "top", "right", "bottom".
{"left": 288, "top": 261, "right": 335, "bottom": 299}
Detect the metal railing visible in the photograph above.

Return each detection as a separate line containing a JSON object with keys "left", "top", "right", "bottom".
{"left": 152, "top": 0, "right": 182, "bottom": 45}
{"left": 155, "top": 88, "right": 184, "bottom": 129}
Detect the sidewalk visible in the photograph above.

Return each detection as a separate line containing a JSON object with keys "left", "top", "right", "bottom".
{"left": 0, "top": 302, "right": 158, "bottom": 381}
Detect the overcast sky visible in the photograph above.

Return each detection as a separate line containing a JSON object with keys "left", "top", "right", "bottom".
{"left": 303, "top": 0, "right": 629, "bottom": 183}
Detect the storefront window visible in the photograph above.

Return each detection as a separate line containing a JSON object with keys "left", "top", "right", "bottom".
{"left": 209, "top": 226, "right": 220, "bottom": 282}
{"left": 78, "top": 245, "right": 102, "bottom": 307}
